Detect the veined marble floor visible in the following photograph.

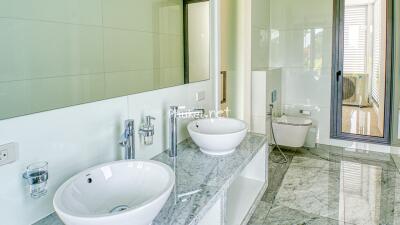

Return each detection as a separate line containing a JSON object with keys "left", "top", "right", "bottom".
{"left": 248, "top": 145, "right": 400, "bottom": 225}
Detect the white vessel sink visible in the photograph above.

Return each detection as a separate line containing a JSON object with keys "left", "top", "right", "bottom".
{"left": 53, "top": 160, "right": 174, "bottom": 225}
{"left": 188, "top": 118, "right": 248, "bottom": 155}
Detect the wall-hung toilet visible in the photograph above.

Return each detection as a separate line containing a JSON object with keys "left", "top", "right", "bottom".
{"left": 272, "top": 115, "right": 312, "bottom": 148}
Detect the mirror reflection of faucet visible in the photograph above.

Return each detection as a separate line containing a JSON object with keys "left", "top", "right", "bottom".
{"left": 120, "top": 116, "right": 157, "bottom": 160}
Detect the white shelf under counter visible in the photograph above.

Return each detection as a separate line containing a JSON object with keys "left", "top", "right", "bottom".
{"left": 226, "top": 144, "right": 268, "bottom": 225}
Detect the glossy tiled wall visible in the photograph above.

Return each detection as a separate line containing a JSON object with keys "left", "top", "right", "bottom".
{"left": 0, "top": 80, "right": 212, "bottom": 225}
{"left": 252, "top": 0, "right": 270, "bottom": 70}
{"left": 0, "top": 0, "right": 184, "bottom": 119}
{"left": 268, "top": 0, "right": 334, "bottom": 145}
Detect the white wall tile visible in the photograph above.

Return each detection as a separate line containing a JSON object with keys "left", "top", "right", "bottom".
{"left": 251, "top": 0, "right": 268, "bottom": 29}
{"left": 0, "top": 19, "right": 104, "bottom": 82}
{"left": 270, "top": 0, "right": 333, "bottom": 30}
{"left": 269, "top": 28, "right": 332, "bottom": 69}
{"left": 159, "top": 67, "right": 184, "bottom": 88}
{"left": 105, "top": 70, "right": 156, "bottom": 98}
{"left": 127, "top": 81, "right": 213, "bottom": 159}
{"left": 0, "top": 2, "right": 207, "bottom": 224}
{"left": 103, "top": 0, "right": 156, "bottom": 31}
{"left": 0, "top": 0, "right": 103, "bottom": 26}
{"left": 282, "top": 68, "right": 331, "bottom": 108}
{"left": 252, "top": 115, "right": 267, "bottom": 134}
{"left": 269, "top": 0, "right": 334, "bottom": 147}
{"left": 0, "top": 80, "right": 30, "bottom": 119}
{"left": 251, "top": 71, "right": 267, "bottom": 118}
{"left": 159, "top": 34, "right": 184, "bottom": 68}
{"left": 103, "top": 28, "right": 156, "bottom": 72}
{"left": 252, "top": 28, "right": 269, "bottom": 69}
{"left": 102, "top": 0, "right": 183, "bottom": 33}
{"left": 0, "top": 79, "right": 212, "bottom": 225}
{"left": 0, "top": 97, "right": 128, "bottom": 225}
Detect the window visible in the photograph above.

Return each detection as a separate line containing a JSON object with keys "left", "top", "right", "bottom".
{"left": 343, "top": 5, "right": 368, "bottom": 74}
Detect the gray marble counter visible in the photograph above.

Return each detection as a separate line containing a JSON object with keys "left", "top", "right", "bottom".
{"left": 33, "top": 132, "right": 266, "bottom": 225}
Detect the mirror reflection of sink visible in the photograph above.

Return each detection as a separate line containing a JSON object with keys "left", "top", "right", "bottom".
{"left": 53, "top": 160, "right": 174, "bottom": 225}
{"left": 188, "top": 118, "right": 248, "bottom": 156}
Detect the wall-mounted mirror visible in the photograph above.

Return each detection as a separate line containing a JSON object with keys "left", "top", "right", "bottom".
{"left": 184, "top": 0, "right": 210, "bottom": 83}
{"left": 0, "top": 0, "right": 210, "bottom": 120}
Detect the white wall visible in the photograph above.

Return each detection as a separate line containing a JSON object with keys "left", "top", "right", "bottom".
{"left": 251, "top": 69, "right": 282, "bottom": 139}
{"left": 266, "top": 0, "right": 398, "bottom": 154}
{"left": 252, "top": 0, "right": 270, "bottom": 71}
{"left": 0, "top": 80, "right": 212, "bottom": 225}
{"left": 221, "top": 0, "right": 252, "bottom": 124}
{"left": 269, "top": 0, "right": 333, "bottom": 146}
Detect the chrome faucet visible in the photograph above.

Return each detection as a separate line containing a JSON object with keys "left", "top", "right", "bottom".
{"left": 169, "top": 106, "right": 204, "bottom": 157}
{"left": 120, "top": 120, "right": 135, "bottom": 160}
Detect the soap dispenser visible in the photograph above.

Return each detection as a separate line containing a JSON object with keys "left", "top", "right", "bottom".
{"left": 139, "top": 116, "right": 156, "bottom": 145}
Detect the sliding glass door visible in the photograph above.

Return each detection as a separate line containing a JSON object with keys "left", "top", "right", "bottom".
{"left": 331, "top": 0, "right": 393, "bottom": 144}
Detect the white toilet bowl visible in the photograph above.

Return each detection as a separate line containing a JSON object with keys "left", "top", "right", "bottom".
{"left": 272, "top": 116, "right": 312, "bottom": 148}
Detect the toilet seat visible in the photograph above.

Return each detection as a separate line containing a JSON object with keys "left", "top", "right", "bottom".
{"left": 274, "top": 116, "right": 312, "bottom": 126}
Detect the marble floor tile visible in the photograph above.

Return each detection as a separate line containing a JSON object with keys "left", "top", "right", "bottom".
{"left": 340, "top": 155, "right": 398, "bottom": 172}
{"left": 340, "top": 161, "right": 383, "bottom": 225}
{"left": 393, "top": 172, "right": 400, "bottom": 225}
{"left": 274, "top": 157, "right": 342, "bottom": 220}
{"left": 296, "top": 147, "right": 343, "bottom": 164}
{"left": 261, "top": 152, "right": 293, "bottom": 203}
{"left": 264, "top": 204, "right": 344, "bottom": 225}
{"left": 290, "top": 155, "right": 341, "bottom": 170}
{"left": 33, "top": 214, "right": 63, "bottom": 225}
{"left": 391, "top": 154, "right": 400, "bottom": 174}
{"left": 247, "top": 201, "right": 273, "bottom": 225}
{"left": 250, "top": 147, "right": 400, "bottom": 225}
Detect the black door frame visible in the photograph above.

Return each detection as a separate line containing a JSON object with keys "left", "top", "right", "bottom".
{"left": 330, "top": 0, "right": 394, "bottom": 145}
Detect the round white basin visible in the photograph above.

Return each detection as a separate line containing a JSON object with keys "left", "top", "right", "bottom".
{"left": 187, "top": 118, "right": 248, "bottom": 155}
{"left": 53, "top": 160, "right": 174, "bottom": 225}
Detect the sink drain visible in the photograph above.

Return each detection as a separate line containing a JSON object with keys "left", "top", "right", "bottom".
{"left": 109, "top": 205, "right": 129, "bottom": 213}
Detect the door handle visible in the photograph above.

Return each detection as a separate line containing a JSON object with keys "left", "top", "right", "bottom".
{"left": 336, "top": 70, "right": 342, "bottom": 81}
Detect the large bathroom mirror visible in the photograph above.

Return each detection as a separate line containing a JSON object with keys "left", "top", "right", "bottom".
{"left": 184, "top": 0, "right": 210, "bottom": 83}
{"left": 0, "top": 1, "right": 210, "bottom": 120}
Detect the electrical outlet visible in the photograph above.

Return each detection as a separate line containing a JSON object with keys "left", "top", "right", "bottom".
{"left": 195, "top": 91, "right": 205, "bottom": 101}
{"left": 0, "top": 143, "right": 17, "bottom": 166}
{"left": 0, "top": 149, "right": 8, "bottom": 160}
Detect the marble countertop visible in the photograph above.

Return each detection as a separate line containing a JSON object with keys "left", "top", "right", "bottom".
{"left": 34, "top": 132, "right": 266, "bottom": 225}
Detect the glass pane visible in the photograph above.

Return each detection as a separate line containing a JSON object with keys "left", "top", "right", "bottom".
{"left": 187, "top": 1, "right": 210, "bottom": 83}
{"left": 341, "top": 0, "right": 387, "bottom": 137}
{"left": 0, "top": 1, "right": 211, "bottom": 120}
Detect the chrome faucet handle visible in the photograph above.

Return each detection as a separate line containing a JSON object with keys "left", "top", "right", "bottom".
{"left": 120, "top": 119, "right": 135, "bottom": 160}
{"left": 119, "top": 130, "right": 128, "bottom": 147}
{"left": 124, "top": 119, "right": 135, "bottom": 133}
{"left": 120, "top": 120, "right": 134, "bottom": 146}
{"left": 144, "top": 116, "right": 156, "bottom": 125}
